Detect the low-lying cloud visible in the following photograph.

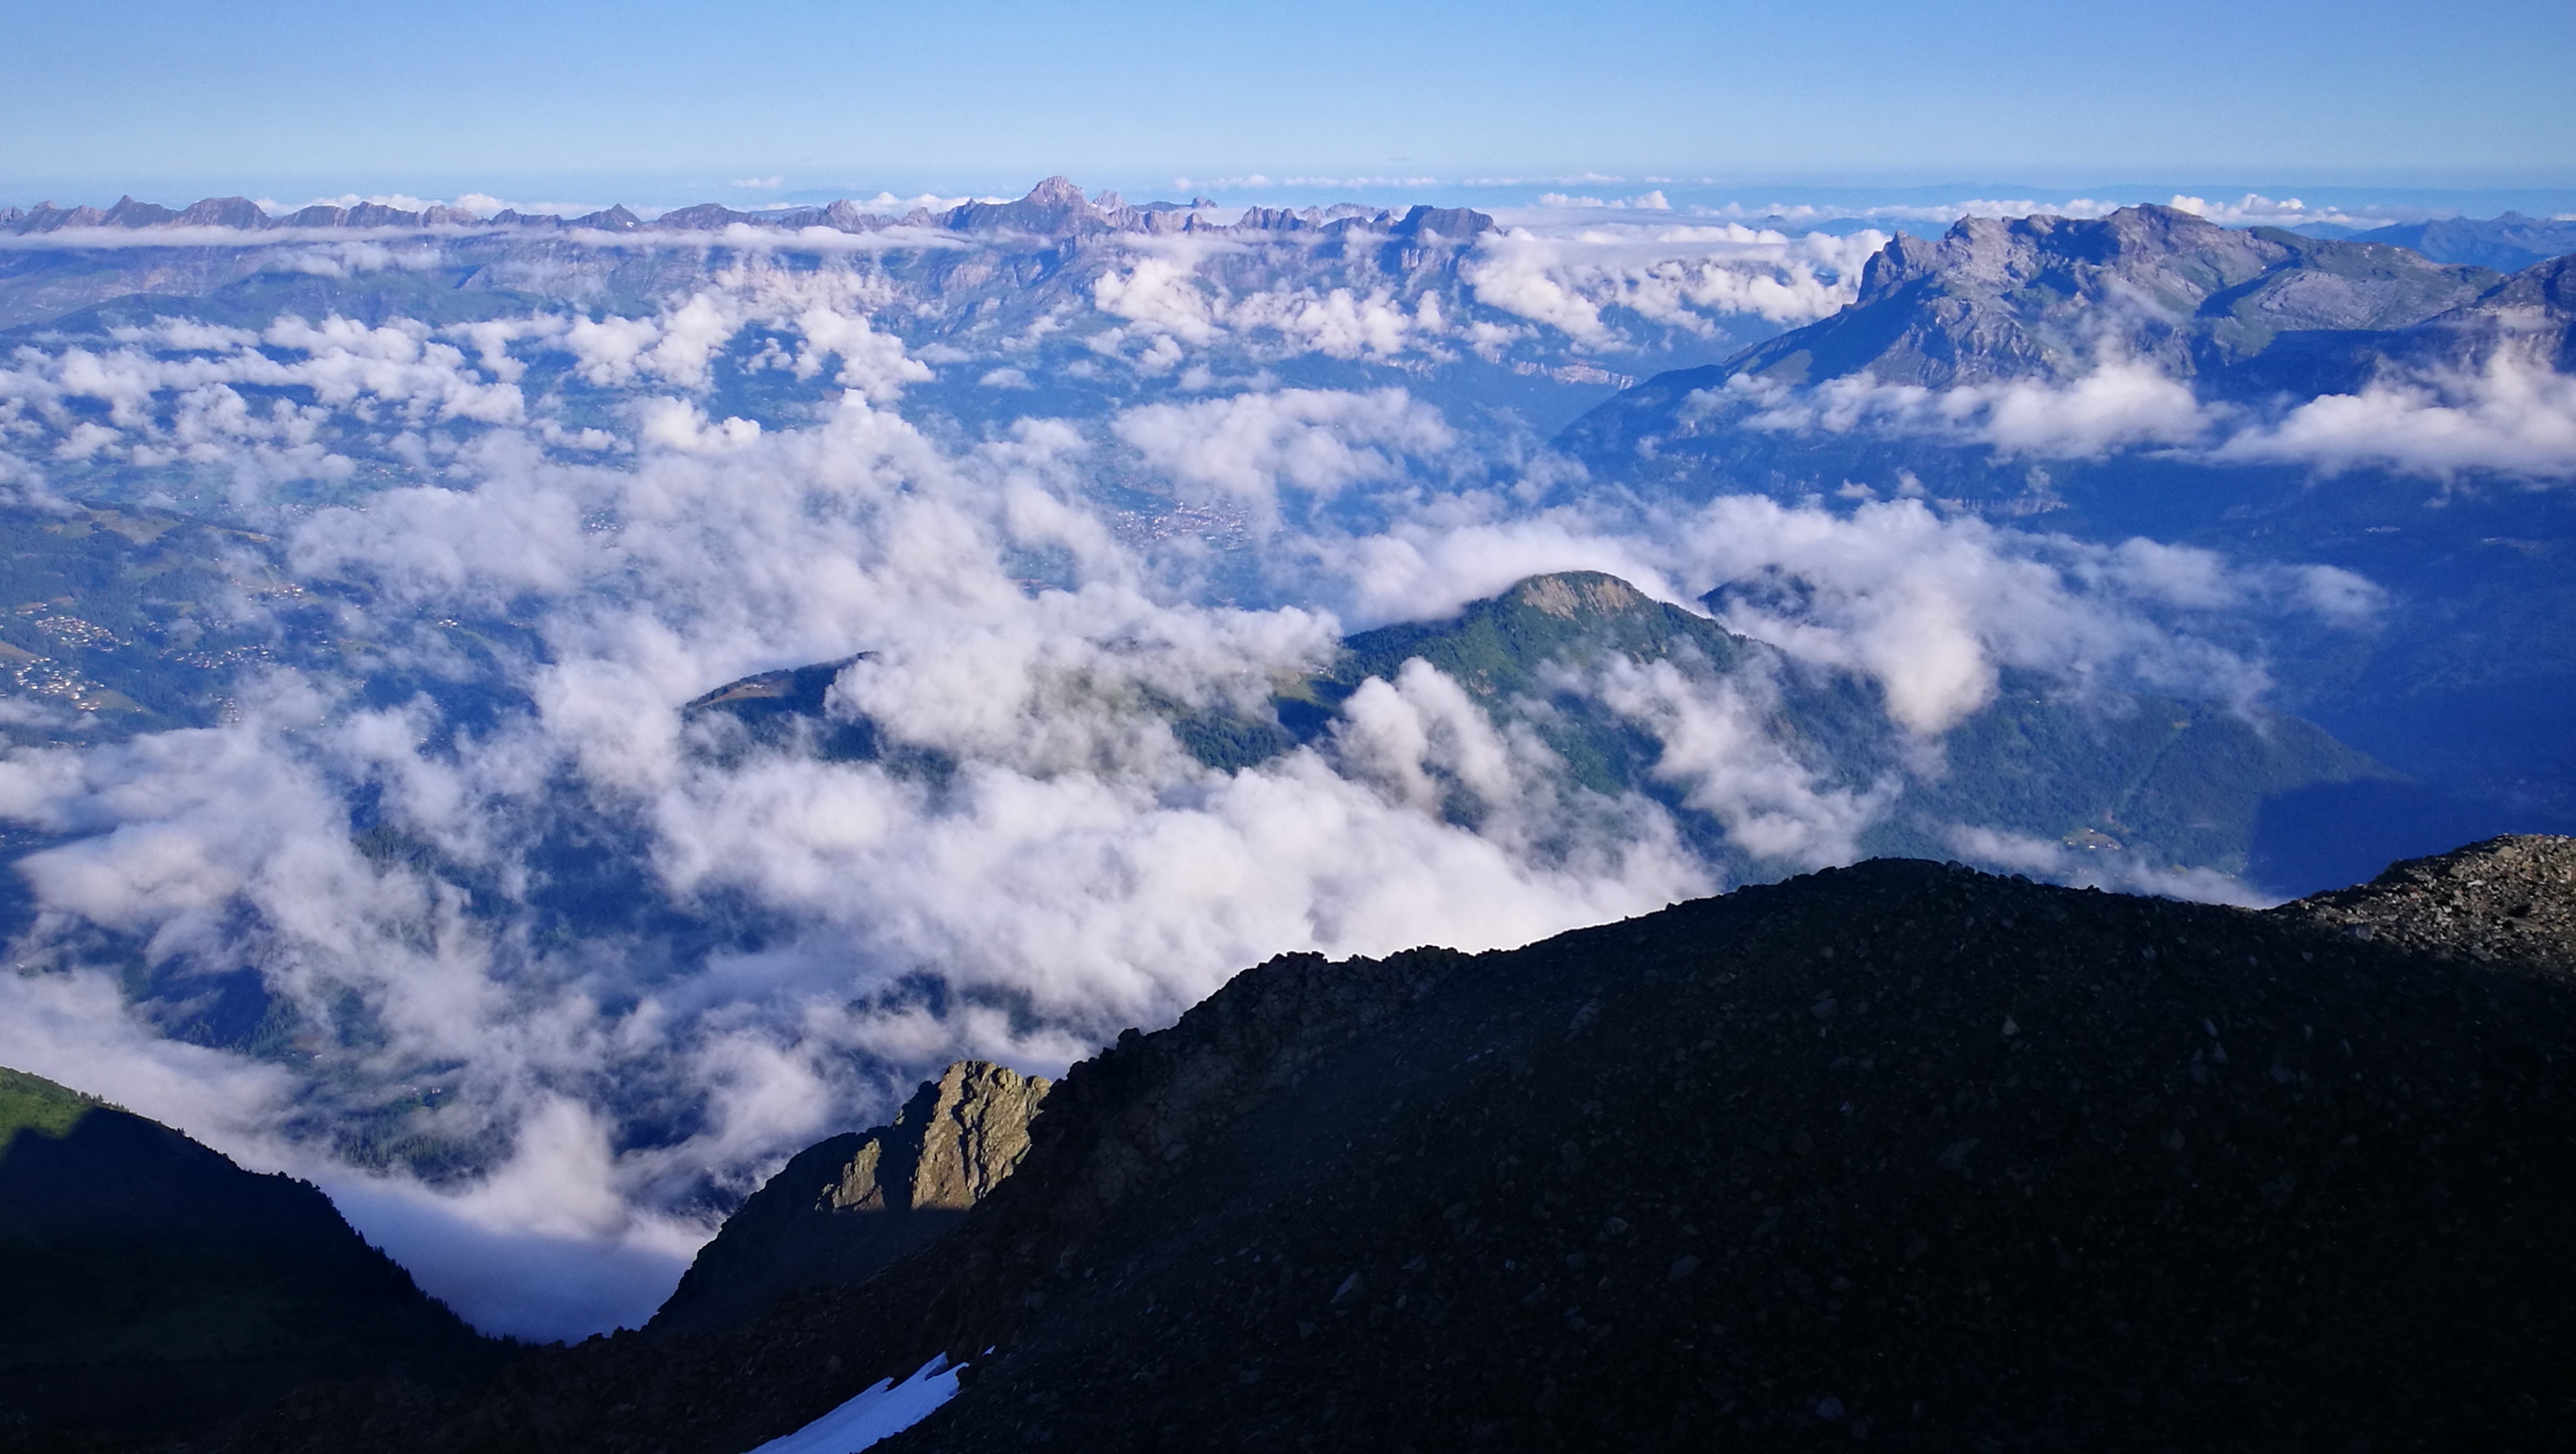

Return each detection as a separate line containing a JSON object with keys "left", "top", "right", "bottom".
{"left": 1696, "top": 351, "right": 2576, "bottom": 482}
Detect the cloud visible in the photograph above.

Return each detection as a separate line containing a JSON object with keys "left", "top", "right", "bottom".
{"left": 1719, "top": 360, "right": 2213, "bottom": 460}
{"left": 1676, "top": 495, "right": 2292, "bottom": 733}
{"left": 1535, "top": 191, "right": 1672, "bottom": 211}
{"left": 1093, "top": 254, "right": 1222, "bottom": 345}
{"left": 319, "top": 1099, "right": 708, "bottom": 1340}
{"left": 1707, "top": 349, "right": 2576, "bottom": 483}
{"left": 1591, "top": 655, "right": 1897, "bottom": 866}
{"left": 2165, "top": 192, "right": 2379, "bottom": 229}
{"left": 2212, "top": 352, "right": 2576, "bottom": 481}
{"left": 1464, "top": 225, "right": 1877, "bottom": 344}
{"left": 1111, "top": 388, "right": 1456, "bottom": 517}
{"left": 1942, "top": 824, "right": 2276, "bottom": 907}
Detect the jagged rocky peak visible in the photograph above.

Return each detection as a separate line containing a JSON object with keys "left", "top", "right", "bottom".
{"left": 645, "top": 1059, "right": 1050, "bottom": 1337}
{"left": 654, "top": 201, "right": 758, "bottom": 231}
{"left": 1393, "top": 202, "right": 1498, "bottom": 241}
{"left": 100, "top": 195, "right": 180, "bottom": 227}
{"left": 570, "top": 203, "right": 643, "bottom": 232}
{"left": 941, "top": 175, "right": 1104, "bottom": 236}
{"left": 848, "top": 1058, "right": 1052, "bottom": 1214}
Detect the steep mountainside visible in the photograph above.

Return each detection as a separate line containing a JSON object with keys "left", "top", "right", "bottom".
{"left": 0, "top": 1067, "right": 496, "bottom": 1446}
{"left": 1700, "top": 204, "right": 2496, "bottom": 389}
{"left": 647, "top": 1061, "right": 1049, "bottom": 1337}
{"left": 214, "top": 835, "right": 2576, "bottom": 1452}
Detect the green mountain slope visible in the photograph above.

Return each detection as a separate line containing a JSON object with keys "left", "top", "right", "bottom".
{"left": 0, "top": 1066, "right": 501, "bottom": 1445}
{"left": 695, "top": 571, "right": 2383, "bottom": 890}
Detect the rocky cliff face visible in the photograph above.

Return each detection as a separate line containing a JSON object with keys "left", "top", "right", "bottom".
{"left": 646, "top": 1061, "right": 1050, "bottom": 1337}
{"left": 221, "top": 835, "right": 2576, "bottom": 1454}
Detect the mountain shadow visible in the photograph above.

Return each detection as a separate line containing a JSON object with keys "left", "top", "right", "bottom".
{"left": 0, "top": 1068, "right": 501, "bottom": 1447}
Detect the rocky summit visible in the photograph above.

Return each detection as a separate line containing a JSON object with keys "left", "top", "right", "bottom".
{"left": 212, "top": 835, "right": 2576, "bottom": 1454}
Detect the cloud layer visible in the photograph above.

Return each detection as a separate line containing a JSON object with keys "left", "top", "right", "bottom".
{"left": 0, "top": 216, "right": 2405, "bottom": 1341}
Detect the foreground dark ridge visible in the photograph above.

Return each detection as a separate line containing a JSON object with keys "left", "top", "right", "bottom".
{"left": 221, "top": 838, "right": 2576, "bottom": 1453}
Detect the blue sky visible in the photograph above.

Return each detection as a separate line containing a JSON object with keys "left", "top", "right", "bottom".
{"left": 3, "top": 0, "right": 2570, "bottom": 204}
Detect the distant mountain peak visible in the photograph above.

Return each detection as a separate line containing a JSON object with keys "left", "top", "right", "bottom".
{"left": 1733, "top": 201, "right": 2501, "bottom": 390}
{"left": 572, "top": 204, "right": 643, "bottom": 232}
{"left": 1024, "top": 175, "right": 1088, "bottom": 208}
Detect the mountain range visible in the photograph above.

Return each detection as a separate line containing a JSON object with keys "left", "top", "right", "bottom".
{"left": 0, "top": 178, "right": 1480, "bottom": 244}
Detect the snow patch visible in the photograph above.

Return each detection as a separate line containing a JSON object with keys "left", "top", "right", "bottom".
{"left": 745, "top": 1355, "right": 965, "bottom": 1454}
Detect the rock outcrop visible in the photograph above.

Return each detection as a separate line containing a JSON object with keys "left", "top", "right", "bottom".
{"left": 2288, "top": 831, "right": 2576, "bottom": 965}
{"left": 646, "top": 1061, "right": 1050, "bottom": 1337}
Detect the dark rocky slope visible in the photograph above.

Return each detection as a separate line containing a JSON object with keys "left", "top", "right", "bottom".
{"left": 0, "top": 1068, "right": 496, "bottom": 1449}
{"left": 648, "top": 1061, "right": 1049, "bottom": 1337}
{"left": 221, "top": 835, "right": 2576, "bottom": 1453}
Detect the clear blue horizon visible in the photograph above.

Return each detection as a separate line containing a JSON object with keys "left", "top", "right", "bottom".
{"left": 3, "top": 0, "right": 2568, "bottom": 205}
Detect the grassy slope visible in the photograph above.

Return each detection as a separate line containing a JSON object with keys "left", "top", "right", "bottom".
{"left": 0, "top": 1065, "right": 99, "bottom": 1146}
